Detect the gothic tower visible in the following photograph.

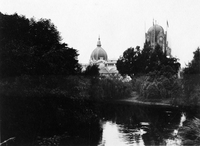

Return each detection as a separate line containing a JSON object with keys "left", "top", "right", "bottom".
{"left": 145, "top": 24, "right": 171, "bottom": 57}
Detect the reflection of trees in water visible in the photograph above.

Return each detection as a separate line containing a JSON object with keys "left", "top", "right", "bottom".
{"left": 143, "top": 108, "right": 182, "bottom": 145}
{"left": 99, "top": 102, "right": 182, "bottom": 145}
{"left": 2, "top": 98, "right": 102, "bottom": 146}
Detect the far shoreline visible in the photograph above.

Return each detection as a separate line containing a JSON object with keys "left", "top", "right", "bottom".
{"left": 117, "top": 91, "right": 200, "bottom": 109}
{"left": 119, "top": 98, "right": 174, "bottom": 107}
{"left": 118, "top": 91, "right": 176, "bottom": 107}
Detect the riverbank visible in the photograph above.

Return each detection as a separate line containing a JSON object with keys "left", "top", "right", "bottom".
{"left": 120, "top": 91, "right": 172, "bottom": 106}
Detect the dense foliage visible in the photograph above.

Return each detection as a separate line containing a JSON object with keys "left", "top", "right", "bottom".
{"left": 89, "top": 76, "right": 132, "bottom": 100}
{"left": 180, "top": 47, "right": 200, "bottom": 105}
{"left": 179, "top": 118, "right": 200, "bottom": 145}
{"left": 84, "top": 64, "right": 99, "bottom": 76}
{"left": 0, "top": 75, "right": 101, "bottom": 145}
{"left": 0, "top": 12, "right": 81, "bottom": 78}
{"left": 0, "top": 75, "right": 132, "bottom": 143}
{"left": 184, "top": 47, "right": 200, "bottom": 75}
{"left": 117, "top": 42, "right": 180, "bottom": 77}
{"left": 133, "top": 74, "right": 181, "bottom": 102}
{"left": 116, "top": 46, "right": 141, "bottom": 76}
{"left": 133, "top": 72, "right": 200, "bottom": 106}
{"left": 0, "top": 75, "right": 132, "bottom": 102}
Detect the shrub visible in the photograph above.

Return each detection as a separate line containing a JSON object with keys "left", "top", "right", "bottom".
{"left": 145, "top": 82, "right": 161, "bottom": 99}
{"left": 134, "top": 75, "right": 183, "bottom": 101}
{"left": 179, "top": 118, "right": 200, "bottom": 145}
{"left": 0, "top": 75, "right": 91, "bottom": 99}
{"left": 156, "top": 80, "right": 167, "bottom": 98}
{"left": 187, "top": 85, "right": 200, "bottom": 106}
{"left": 0, "top": 75, "right": 133, "bottom": 102}
{"left": 89, "top": 76, "right": 133, "bottom": 100}
{"left": 171, "top": 82, "right": 200, "bottom": 107}
{"left": 134, "top": 76, "right": 148, "bottom": 95}
{"left": 183, "top": 74, "right": 200, "bottom": 97}
{"left": 83, "top": 64, "right": 99, "bottom": 76}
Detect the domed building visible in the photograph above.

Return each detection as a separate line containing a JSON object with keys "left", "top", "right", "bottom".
{"left": 90, "top": 37, "right": 108, "bottom": 61}
{"left": 145, "top": 24, "right": 171, "bottom": 57}
{"left": 89, "top": 37, "right": 118, "bottom": 75}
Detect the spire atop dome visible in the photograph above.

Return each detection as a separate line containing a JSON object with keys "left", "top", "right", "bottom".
{"left": 97, "top": 36, "right": 101, "bottom": 47}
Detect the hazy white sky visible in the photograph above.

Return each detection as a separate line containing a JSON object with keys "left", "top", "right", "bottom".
{"left": 1, "top": 0, "right": 200, "bottom": 67}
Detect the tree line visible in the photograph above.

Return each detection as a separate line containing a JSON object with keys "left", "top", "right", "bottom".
{"left": 0, "top": 12, "right": 81, "bottom": 78}
{"left": 116, "top": 42, "right": 181, "bottom": 77}
{"left": 0, "top": 12, "right": 199, "bottom": 78}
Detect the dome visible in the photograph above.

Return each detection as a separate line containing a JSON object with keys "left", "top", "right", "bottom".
{"left": 90, "top": 37, "right": 108, "bottom": 61}
{"left": 147, "top": 24, "right": 164, "bottom": 34}
{"left": 146, "top": 24, "right": 165, "bottom": 44}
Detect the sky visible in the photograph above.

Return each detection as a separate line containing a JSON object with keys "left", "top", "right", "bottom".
{"left": 1, "top": 0, "right": 200, "bottom": 67}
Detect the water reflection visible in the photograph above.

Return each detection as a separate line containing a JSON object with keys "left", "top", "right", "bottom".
{"left": 98, "top": 121, "right": 146, "bottom": 146}
{"left": 165, "top": 113, "right": 186, "bottom": 146}
{"left": 97, "top": 102, "right": 183, "bottom": 145}
{"left": 2, "top": 98, "right": 199, "bottom": 145}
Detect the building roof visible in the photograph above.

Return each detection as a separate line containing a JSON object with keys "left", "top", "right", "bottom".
{"left": 147, "top": 24, "right": 164, "bottom": 35}
{"left": 99, "top": 67, "right": 110, "bottom": 74}
{"left": 90, "top": 37, "right": 108, "bottom": 61}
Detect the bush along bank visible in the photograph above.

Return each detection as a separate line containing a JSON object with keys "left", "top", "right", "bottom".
{"left": 0, "top": 75, "right": 133, "bottom": 144}
{"left": 133, "top": 73, "right": 181, "bottom": 103}
{"left": 171, "top": 74, "right": 200, "bottom": 107}
{"left": 132, "top": 72, "right": 200, "bottom": 107}
{"left": 0, "top": 75, "right": 133, "bottom": 100}
{"left": 89, "top": 75, "right": 133, "bottom": 100}
{"left": 0, "top": 75, "right": 99, "bottom": 145}
{"left": 179, "top": 117, "right": 200, "bottom": 145}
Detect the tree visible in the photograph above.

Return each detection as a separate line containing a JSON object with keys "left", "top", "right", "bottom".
{"left": 0, "top": 12, "right": 81, "bottom": 77}
{"left": 116, "top": 42, "right": 180, "bottom": 77}
{"left": 84, "top": 64, "right": 99, "bottom": 76}
{"left": 184, "top": 47, "right": 200, "bottom": 74}
{"left": 139, "top": 41, "right": 152, "bottom": 73}
{"left": 43, "top": 43, "right": 82, "bottom": 75}
{"left": 0, "top": 13, "right": 31, "bottom": 77}
{"left": 183, "top": 47, "right": 200, "bottom": 96}
{"left": 116, "top": 46, "right": 141, "bottom": 76}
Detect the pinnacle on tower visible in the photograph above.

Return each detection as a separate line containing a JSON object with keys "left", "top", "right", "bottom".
{"left": 97, "top": 36, "right": 101, "bottom": 47}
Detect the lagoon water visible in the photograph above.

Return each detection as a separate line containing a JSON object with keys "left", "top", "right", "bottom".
{"left": 59, "top": 101, "right": 197, "bottom": 146}
{"left": 2, "top": 100, "right": 199, "bottom": 146}
{"left": 96, "top": 102, "right": 183, "bottom": 146}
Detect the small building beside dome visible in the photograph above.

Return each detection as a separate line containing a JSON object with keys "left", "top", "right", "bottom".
{"left": 145, "top": 24, "right": 171, "bottom": 57}
{"left": 89, "top": 37, "right": 118, "bottom": 75}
